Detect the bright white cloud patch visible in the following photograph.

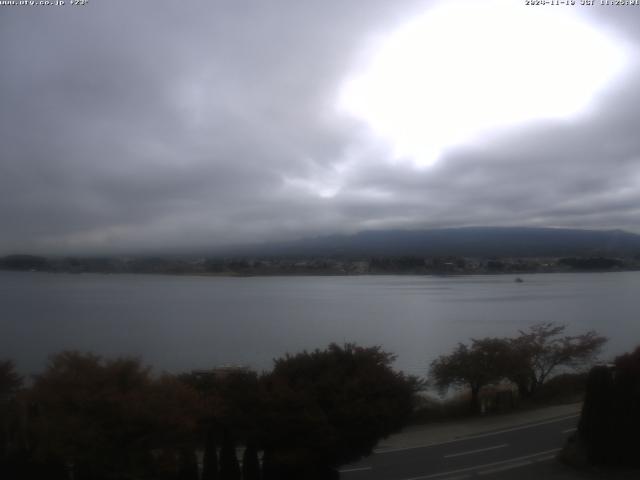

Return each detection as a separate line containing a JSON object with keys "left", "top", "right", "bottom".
{"left": 338, "top": 0, "right": 629, "bottom": 167}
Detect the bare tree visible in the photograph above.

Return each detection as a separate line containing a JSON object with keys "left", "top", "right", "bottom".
{"left": 508, "top": 322, "right": 607, "bottom": 397}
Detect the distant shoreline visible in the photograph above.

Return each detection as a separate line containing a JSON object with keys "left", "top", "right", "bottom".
{"left": 2, "top": 264, "right": 639, "bottom": 279}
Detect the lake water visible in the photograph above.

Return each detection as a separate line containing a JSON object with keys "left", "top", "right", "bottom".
{"left": 1, "top": 271, "right": 639, "bottom": 377}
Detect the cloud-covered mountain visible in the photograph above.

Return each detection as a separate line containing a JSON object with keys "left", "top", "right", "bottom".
{"left": 236, "top": 227, "right": 640, "bottom": 258}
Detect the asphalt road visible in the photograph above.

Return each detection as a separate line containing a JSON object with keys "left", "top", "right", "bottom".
{"left": 339, "top": 414, "right": 579, "bottom": 480}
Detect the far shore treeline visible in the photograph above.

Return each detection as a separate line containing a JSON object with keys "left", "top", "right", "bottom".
{"left": 2, "top": 227, "right": 640, "bottom": 276}
{"left": 0, "top": 253, "right": 638, "bottom": 277}
{"left": 1, "top": 322, "right": 624, "bottom": 479}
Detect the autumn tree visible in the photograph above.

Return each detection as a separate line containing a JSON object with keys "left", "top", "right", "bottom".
{"left": 430, "top": 338, "right": 512, "bottom": 413}
{"left": 0, "top": 360, "right": 22, "bottom": 398}
{"left": 431, "top": 324, "right": 607, "bottom": 408}
{"left": 28, "top": 351, "right": 202, "bottom": 479}
{"left": 0, "top": 360, "right": 23, "bottom": 473}
{"left": 260, "top": 343, "right": 420, "bottom": 479}
{"left": 507, "top": 322, "right": 607, "bottom": 398}
{"left": 179, "top": 368, "right": 262, "bottom": 443}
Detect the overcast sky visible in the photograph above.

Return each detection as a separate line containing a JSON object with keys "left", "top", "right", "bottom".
{"left": 1, "top": 0, "right": 640, "bottom": 254}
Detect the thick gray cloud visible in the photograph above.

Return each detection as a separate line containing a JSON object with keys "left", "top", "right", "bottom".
{"left": 1, "top": 0, "right": 640, "bottom": 254}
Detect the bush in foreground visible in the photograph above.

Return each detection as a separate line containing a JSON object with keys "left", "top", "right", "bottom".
{"left": 259, "top": 343, "right": 421, "bottom": 478}
{"left": 0, "top": 344, "right": 420, "bottom": 480}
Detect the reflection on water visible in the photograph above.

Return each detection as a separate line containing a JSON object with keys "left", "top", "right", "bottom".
{"left": 1, "top": 271, "right": 638, "bottom": 377}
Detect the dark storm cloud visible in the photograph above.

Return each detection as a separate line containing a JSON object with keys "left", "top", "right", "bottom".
{"left": 1, "top": 0, "right": 640, "bottom": 254}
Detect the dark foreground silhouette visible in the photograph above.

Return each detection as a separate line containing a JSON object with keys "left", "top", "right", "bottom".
{"left": 562, "top": 345, "right": 640, "bottom": 470}
{"left": 0, "top": 344, "right": 420, "bottom": 480}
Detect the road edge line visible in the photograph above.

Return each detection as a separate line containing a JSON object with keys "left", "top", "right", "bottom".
{"left": 401, "top": 448, "right": 561, "bottom": 480}
{"left": 376, "top": 414, "right": 579, "bottom": 454}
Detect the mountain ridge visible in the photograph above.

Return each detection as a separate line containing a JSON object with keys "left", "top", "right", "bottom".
{"left": 228, "top": 226, "right": 640, "bottom": 258}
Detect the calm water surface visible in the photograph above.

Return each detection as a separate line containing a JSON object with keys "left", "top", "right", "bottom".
{"left": 1, "top": 271, "right": 639, "bottom": 376}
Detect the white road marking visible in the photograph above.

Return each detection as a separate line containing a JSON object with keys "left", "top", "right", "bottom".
{"left": 376, "top": 414, "right": 579, "bottom": 454}
{"left": 443, "top": 443, "right": 508, "bottom": 459}
{"left": 533, "top": 454, "right": 558, "bottom": 462}
{"left": 478, "top": 460, "right": 531, "bottom": 475}
{"left": 479, "top": 452, "right": 558, "bottom": 475}
{"left": 338, "top": 466, "right": 372, "bottom": 473}
{"left": 400, "top": 448, "right": 561, "bottom": 480}
{"left": 562, "top": 427, "right": 577, "bottom": 434}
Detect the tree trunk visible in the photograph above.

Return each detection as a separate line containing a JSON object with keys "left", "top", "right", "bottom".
{"left": 178, "top": 447, "right": 199, "bottom": 480}
{"left": 470, "top": 385, "right": 481, "bottom": 413}
{"left": 219, "top": 429, "right": 240, "bottom": 480}
{"left": 242, "top": 442, "right": 260, "bottom": 480}
{"left": 202, "top": 429, "right": 219, "bottom": 480}
{"left": 261, "top": 448, "right": 275, "bottom": 480}
{"left": 516, "top": 381, "right": 532, "bottom": 399}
